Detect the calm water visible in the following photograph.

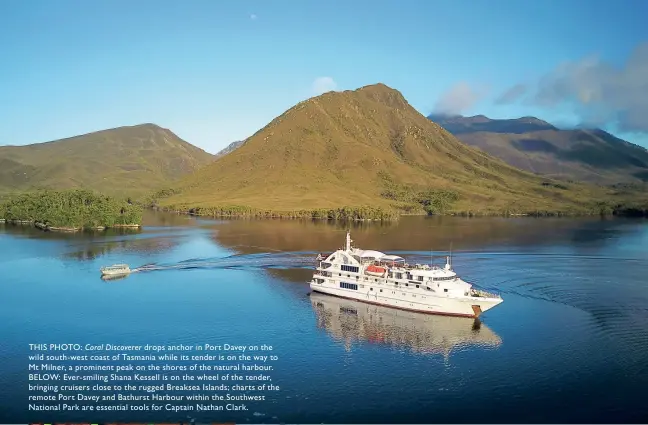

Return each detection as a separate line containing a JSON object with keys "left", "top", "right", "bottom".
{"left": 1, "top": 212, "right": 648, "bottom": 423}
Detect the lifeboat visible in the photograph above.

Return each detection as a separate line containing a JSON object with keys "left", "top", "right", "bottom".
{"left": 365, "top": 264, "right": 387, "bottom": 277}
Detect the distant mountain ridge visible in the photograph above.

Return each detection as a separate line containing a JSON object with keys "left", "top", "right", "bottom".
{"left": 427, "top": 114, "right": 557, "bottom": 134}
{"left": 216, "top": 139, "right": 246, "bottom": 157}
{"left": 428, "top": 114, "right": 648, "bottom": 185}
{"left": 154, "top": 83, "right": 612, "bottom": 217}
{"left": 0, "top": 124, "right": 215, "bottom": 197}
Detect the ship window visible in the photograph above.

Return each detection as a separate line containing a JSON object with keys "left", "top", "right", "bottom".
{"left": 347, "top": 274, "right": 350, "bottom": 278}
{"left": 375, "top": 279, "right": 378, "bottom": 282}
{"left": 370, "top": 288, "right": 373, "bottom": 291}
{"left": 405, "top": 283, "right": 408, "bottom": 287}
{"left": 444, "top": 288, "right": 448, "bottom": 292}
{"left": 417, "top": 276, "right": 423, "bottom": 281}
{"left": 340, "top": 282, "right": 358, "bottom": 290}
{"left": 380, "top": 289, "right": 383, "bottom": 292}
{"left": 355, "top": 276, "right": 359, "bottom": 279}
{"left": 395, "top": 282, "right": 398, "bottom": 286}
{"left": 341, "top": 265, "right": 359, "bottom": 273}
{"left": 339, "top": 273, "right": 342, "bottom": 276}
{"left": 416, "top": 285, "right": 419, "bottom": 288}
{"left": 388, "top": 272, "right": 393, "bottom": 278}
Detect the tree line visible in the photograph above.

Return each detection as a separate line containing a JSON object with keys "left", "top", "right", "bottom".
{"left": 0, "top": 189, "right": 143, "bottom": 229}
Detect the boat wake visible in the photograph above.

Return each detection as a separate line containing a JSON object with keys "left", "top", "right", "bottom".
{"left": 130, "top": 251, "right": 317, "bottom": 273}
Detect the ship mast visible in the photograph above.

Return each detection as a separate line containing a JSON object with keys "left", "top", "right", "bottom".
{"left": 445, "top": 242, "right": 453, "bottom": 270}
{"left": 345, "top": 231, "right": 352, "bottom": 251}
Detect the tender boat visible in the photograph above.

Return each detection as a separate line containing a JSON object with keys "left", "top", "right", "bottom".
{"left": 310, "top": 231, "right": 503, "bottom": 318}
{"left": 100, "top": 264, "right": 131, "bottom": 277}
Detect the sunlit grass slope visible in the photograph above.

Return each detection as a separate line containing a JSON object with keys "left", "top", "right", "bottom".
{"left": 0, "top": 124, "right": 214, "bottom": 198}
{"left": 155, "top": 84, "right": 630, "bottom": 218}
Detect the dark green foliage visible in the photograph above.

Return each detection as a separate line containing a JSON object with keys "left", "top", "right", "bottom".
{"left": 147, "top": 187, "right": 184, "bottom": 206}
{"left": 541, "top": 181, "right": 569, "bottom": 190}
{"left": 613, "top": 204, "right": 648, "bottom": 217}
{"left": 166, "top": 204, "right": 398, "bottom": 221}
{"left": 379, "top": 174, "right": 460, "bottom": 215}
{"left": 0, "top": 189, "right": 143, "bottom": 228}
{"left": 416, "top": 189, "right": 460, "bottom": 214}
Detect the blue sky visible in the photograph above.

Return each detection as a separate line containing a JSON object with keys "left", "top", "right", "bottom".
{"left": 1, "top": 0, "right": 647, "bottom": 152}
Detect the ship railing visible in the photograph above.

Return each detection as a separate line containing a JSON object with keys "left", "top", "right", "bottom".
{"left": 390, "top": 263, "right": 440, "bottom": 271}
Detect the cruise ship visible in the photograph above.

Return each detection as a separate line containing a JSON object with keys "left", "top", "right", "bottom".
{"left": 310, "top": 232, "right": 503, "bottom": 318}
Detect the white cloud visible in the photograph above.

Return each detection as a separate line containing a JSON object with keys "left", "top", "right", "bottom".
{"left": 250, "top": 14, "right": 257, "bottom": 20}
{"left": 497, "top": 42, "right": 648, "bottom": 133}
{"left": 495, "top": 83, "right": 527, "bottom": 104}
{"left": 312, "top": 77, "right": 337, "bottom": 95}
{"left": 432, "top": 82, "right": 488, "bottom": 116}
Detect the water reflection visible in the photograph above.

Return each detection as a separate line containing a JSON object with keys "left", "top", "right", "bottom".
{"left": 65, "top": 236, "right": 179, "bottom": 261}
{"left": 211, "top": 215, "right": 639, "bottom": 254}
{"left": 100, "top": 274, "right": 129, "bottom": 282}
{"left": 310, "top": 292, "right": 502, "bottom": 357}
{"left": 0, "top": 222, "right": 142, "bottom": 240}
{"left": 266, "top": 267, "right": 313, "bottom": 284}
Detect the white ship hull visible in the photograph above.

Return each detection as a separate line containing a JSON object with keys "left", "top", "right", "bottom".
{"left": 310, "top": 279, "right": 501, "bottom": 318}
{"left": 310, "top": 231, "right": 503, "bottom": 318}
{"left": 101, "top": 269, "right": 130, "bottom": 277}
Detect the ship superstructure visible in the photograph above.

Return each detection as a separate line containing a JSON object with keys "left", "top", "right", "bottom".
{"left": 310, "top": 231, "right": 503, "bottom": 318}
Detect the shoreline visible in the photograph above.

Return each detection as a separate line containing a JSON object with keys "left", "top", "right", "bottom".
{"left": 153, "top": 205, "right": 648, "bottom": 221}
{"left": 5, "top": 220, "right": 141, "bottom": 233}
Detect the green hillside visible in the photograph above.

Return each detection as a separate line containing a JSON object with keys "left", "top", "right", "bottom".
{"left": 0, "top": 124, "right": 215, "bottom": 198}
{"left": 154, "top": 83, "right": 632, "bottom": 218}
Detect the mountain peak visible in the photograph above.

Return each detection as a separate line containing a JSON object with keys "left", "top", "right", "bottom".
{"left": 464, "top": 115, "right": 491, "bottom": 123}
{"left": 516, "top": 116, "right": 553, "bottom": 126}
{"left": 356, "top": 82, "right": 397, "bottom": 93}
{"left": 135, "top": 123, "right": 163, "bottom": 129}
{"left": 353, "top": 83, "right": 409, "bottom": 108}
{"left": 0, "top": 124, "right": 214, "bottom": 197}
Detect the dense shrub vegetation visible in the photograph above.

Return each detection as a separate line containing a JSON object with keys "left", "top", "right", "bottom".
{"left": 0, "top": 189, "right": 143, "bottom": 229}
{"left": 163, "top": 204, "right": 399, "bottom": 221}
{"left": 379, "top": 173, "right": 460, "bottom": 215}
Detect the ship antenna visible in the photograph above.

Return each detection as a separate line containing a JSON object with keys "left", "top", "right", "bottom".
{"left": 447, "top": 241, "right": 453, "bottom": 270}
